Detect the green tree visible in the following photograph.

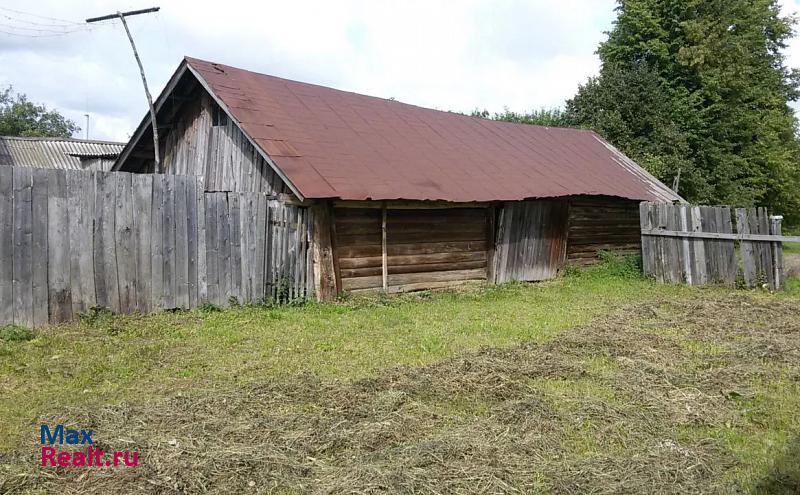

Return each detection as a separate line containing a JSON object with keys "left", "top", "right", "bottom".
{"left": 470, "top": 107, "right": 573, "bottom": 128}
{"left": 567, "top": 0, "right": 800, "bottom": 223}
{"left": 0, "top": 86, "right": 79, "bottom": 138}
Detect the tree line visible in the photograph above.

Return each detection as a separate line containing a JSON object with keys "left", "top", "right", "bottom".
{"left": 476, "top": 0, "right": 800, "bottom": 225}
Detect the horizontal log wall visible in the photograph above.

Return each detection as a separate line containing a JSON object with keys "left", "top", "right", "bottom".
{"left": 0, "top": 168, "right": 311, "bottom": 328}
{"left": 566, "top": 196, "right": 642, "bottom": 265}
{"left": 334, "top": 207, "right": 488, "bottom": 293}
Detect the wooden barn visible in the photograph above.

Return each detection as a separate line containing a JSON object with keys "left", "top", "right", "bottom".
{"left": 115, "top": 57, "right": 679, "bottom": 301}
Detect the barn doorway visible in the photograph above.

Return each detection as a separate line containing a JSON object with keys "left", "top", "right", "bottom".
{"left": 492, "top": 200, "right": 569, "bottom": 283}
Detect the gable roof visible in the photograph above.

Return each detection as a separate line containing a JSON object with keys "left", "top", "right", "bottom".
{"left": 120, "top": 57, "right": 681, "bottom": 203}
{"left": 1, "top": 136, "right": 124, "bottom": 170}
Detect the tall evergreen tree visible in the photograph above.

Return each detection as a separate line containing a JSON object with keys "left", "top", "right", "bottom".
{"left": 566, "top": 0, "right": 800, "bottom": 222}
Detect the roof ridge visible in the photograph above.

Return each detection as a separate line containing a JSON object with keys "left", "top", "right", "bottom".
{"left": 183, "top": 56, "right": 593, "bottom": 135}
{"left": 0, "top": 136, "right": 125, "bottom": 146}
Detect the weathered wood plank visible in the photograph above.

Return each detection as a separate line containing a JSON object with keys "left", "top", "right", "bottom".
{"left": 174, "top": 175, "right": 190, "bottom": 309}
{"left": 186, "top": 178, "right": 198, "bottom": 308}
{"left": 115, "top": 173, "right": 136, "bottom": 314}
{"left": 30, "top": 169, "right": 49, "bottom": 326}
{"left": 253, "top": 194, "right": 267, "bottom": 301}
{"left": 204, "top": 193, "right": 220, "bottom": 305}
{"left": 66, "top": 171, "right": 95, "bottom": 315}
{"left": 312, "top": 201, "right": 337, "bottom": 301}
{"left": 228, "top": 193, "right": 242, "bottom": 303}
{"left": 47, "top": 170, "right": 72, "bottom": 323}
{"left": 12, "top": 167, "right": 34, "bottom": 326}
{"left": 218, "top": 193, "right": 232, "bottom": 304}
{"left": 196, "top": 181, "right": 208, "bottom": 304}
{"left": 150, "top": 174, "right": 164, "bottom": 309}
{"left": 162, "top": 175, "right": 177, "bottom": 308}
{"left": 770, "top": 216, "right": 784, "bottom": 290}
{"left": 132, "top": 174, "right": 153, "bottom": 313}
{"left": 342, "top": 268, "right": 487, "bottom": 291}
{"left": 0, "top": 167, "right": 13, "bottom": 325}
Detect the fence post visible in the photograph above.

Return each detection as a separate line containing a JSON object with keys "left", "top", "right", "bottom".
{"left": 770, "top": 215, "right": 784, "bottom": 290}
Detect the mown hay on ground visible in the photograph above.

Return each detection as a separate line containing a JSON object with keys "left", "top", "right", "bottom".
{"left": 2, "top": 294, "right": 799, "bottom": 494}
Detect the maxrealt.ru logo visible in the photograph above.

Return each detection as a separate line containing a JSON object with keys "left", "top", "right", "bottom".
{"left": 40, "top": 424, "right": 139, "bottom": 468}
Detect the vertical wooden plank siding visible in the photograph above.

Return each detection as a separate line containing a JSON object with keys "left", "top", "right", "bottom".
{"left": 196, "top": 180, "right": 208, "bottom": 304}
{"left": 186, "top": 178, "right": 199, "bottom": 308}
{"left": 494, "top": 200, "right": 568, "bottom": 283}
{"left": 115, "top": 172, "right": 136, "bottom": 314}
{"left": 133, "top": 174, "right": 153, "bottom": 313}
{"left": 150, "top": 174, "right": 165, "bottom": 310}
{"left": 204, "top": 193, "right": 219, "bottom": 305}
{"left": 162, "top": 175, "right": 176, "bottom": 309}
{"left": 0, "top": 167, "right": 13, "bottom": 326}
{"left": 0, "top": 169, "right": 314, "bottom": 325}
{"left": 12, "top": 167, "right": 34, "bottom": 327}
{"left": 174, "top": 175, "right": 190, "bottom": 308}
{"left": 66, "top": 171, "right": 95, "bottom": 315}
{"left": 229, "top": 193, "right": 242, "bottom": 303}
{"left": 30, "top": 169, "right": 49, "bottom": 326}
{"left": 47, "top": 170, "right": 72, "bottom": 323}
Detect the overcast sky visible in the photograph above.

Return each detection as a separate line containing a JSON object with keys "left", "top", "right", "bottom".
{"left": 2, "top": 0, "right": 800, "bottom": 142}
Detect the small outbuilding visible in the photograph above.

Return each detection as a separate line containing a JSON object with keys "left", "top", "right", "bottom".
{"left": 115, "top": 57, "right": 680, "bottom": 300}
{"left": 0, "top": 136, "right": 124, "bottom": 171}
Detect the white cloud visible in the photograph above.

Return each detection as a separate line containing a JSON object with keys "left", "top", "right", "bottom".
{"left": 2, "top": 0, "right": 798, "bottom": 142}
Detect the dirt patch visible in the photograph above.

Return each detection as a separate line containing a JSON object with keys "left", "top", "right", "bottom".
{"left": 2, "top": 295, "right": 799, "bottom": 494}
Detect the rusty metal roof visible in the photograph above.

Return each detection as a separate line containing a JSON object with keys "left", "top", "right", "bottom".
{"left": 0, "top": 136, "right": 124, "bottom": 170}
{"left": 184, "top": 57, "right": 680, "bottom": 202}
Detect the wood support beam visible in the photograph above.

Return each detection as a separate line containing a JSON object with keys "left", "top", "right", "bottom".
{"left": 311, "top": 201, "right": 337, "bottom": 301}
{"left": 381, "top": 205, "right": 388, "bottom": 291}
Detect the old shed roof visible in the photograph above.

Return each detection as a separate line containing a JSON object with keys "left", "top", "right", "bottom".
{"left": 0, "top": 136, "right": 124, "bottom": 170}
{"left": 123, "top": 57, "right": 681, "bottom": 203}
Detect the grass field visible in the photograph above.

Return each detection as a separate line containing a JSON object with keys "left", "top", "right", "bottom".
{"left": 1, "top": 257, "right": 799, "bottom": 494}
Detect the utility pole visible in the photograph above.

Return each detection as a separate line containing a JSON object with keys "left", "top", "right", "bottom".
{"left": 84, "top": 114, "right": 89, "bottom": 140}
{"left": 86, "top": 7, "right": 162, "bottom": 172}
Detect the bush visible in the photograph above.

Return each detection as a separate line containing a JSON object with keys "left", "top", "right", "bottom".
{"left": 0, "top": 325, "right": 35, "bottom": 342}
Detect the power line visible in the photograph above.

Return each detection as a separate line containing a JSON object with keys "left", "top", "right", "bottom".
{"left": 0, "top": 6, "right": 82, "bottom": 25}
{"left": 0, "top": 27, "right": 85, "bottom": 38}
{"left": 0, "top": 12, "right": 78, "bottom": 28}
{"left": 0, "top": 22, "right": 88, "bottom": 34}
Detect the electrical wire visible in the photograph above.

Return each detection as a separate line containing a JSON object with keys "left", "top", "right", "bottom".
{"left": 0, "top": 6, "right": 83, "bottom": 26}
{"left": 0, "top": 22, "right": 88, "bottom": 34}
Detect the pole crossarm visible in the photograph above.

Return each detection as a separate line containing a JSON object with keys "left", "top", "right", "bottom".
{"left": 85, "top": 7, "right": 160, "bottom": 23}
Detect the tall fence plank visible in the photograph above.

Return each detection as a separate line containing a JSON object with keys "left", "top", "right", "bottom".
{"left": 0, "top": 169, "right": 312, "bottom": 326}
{"left": 47, "top": 170, "right": 72, "bottom": 323}
{"left": 133, "top": 174, "right": 153, "bottom": 313}
{"left": 31, "top": 169, "right": 50, "bottom": 326}
{"left": 12, "top": 167, "right": 34, "bottom": 327}
{"left": 0, "top": 167, "right": 14, "bottom": 326}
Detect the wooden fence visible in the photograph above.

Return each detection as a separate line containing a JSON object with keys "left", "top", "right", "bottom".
{"left": 640, "top": 202, "right": 797, "bottom": 290}
{"left": 0, "top": 168, "right": 312, "bottom": 328}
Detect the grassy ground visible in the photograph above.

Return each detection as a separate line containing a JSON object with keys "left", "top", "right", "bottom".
{"left": 1, "top": 258, "right": 799, "bottom": 493}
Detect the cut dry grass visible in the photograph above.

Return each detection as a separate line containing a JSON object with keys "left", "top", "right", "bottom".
{"left": 1, "top": 263, "right": 799, "bottom": 494}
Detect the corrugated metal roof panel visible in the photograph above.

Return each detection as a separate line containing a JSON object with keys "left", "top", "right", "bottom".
{"left": 0, "top": 136, "right": 124, "bottom": 170}
{"left": 185, "top": 57, "right": 681, "bottom": 203}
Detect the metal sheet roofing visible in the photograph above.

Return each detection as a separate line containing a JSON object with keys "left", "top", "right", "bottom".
{"left": 0, "top": 136, "right": 124, "bottom": 170}
{"left": 183, "top": 57, "right": 680, "bottom": 203}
